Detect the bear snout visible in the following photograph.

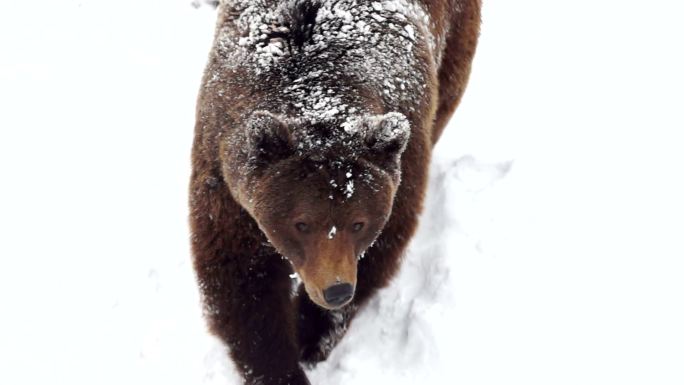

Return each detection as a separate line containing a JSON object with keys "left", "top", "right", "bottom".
{"left": 322, "top": 282, "right": 354, "bottom": 307}
{"left": 298, "top": 253, "right": 357, "bottom": 309}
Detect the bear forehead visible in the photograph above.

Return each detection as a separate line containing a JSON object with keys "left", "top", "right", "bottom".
{"left": 269, "top": 158, "right": 381, "bottom": 196}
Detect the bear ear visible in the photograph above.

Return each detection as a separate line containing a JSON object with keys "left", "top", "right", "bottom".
{"left": 359, "top": 112, "right": 411, "bottom": 168}
{"left": 246, "top": 111, "right": 295, "bottom": 165}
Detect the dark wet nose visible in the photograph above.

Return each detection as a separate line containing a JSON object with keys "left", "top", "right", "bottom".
{"left": 323, "top": 283, "right": 354, "bottom": 307}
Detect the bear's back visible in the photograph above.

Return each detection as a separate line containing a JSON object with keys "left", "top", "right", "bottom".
{"left": 210, "top": 0, "right": 435, "bottom": 131}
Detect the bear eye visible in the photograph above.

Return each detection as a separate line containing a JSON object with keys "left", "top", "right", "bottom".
{"left": 295, "top": 222, "right": 310, "bottom": 233}
{"left": 351, "top": 222, "right": 365, "bottom": 232}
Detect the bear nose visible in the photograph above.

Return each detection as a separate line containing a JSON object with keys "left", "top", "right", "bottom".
{"left": 323, "top": 283, "right": 354, "bottom": 307}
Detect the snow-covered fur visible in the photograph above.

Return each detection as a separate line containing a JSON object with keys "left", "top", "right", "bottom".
{"left": 190, "top": 1, "right": 481, "bottom": 384}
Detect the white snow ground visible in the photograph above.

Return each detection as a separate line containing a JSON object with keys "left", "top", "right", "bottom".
{"left": 1, "top": 1, "right": 683, "bottom": 384}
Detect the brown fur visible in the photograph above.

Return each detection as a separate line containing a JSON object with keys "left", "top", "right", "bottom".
{"left": 190, "top": 1, "right": 481, "bottom": 384}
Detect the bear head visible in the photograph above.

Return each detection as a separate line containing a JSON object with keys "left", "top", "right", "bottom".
{"left": 224, "top": 110, "right": 411, "bottom": 309}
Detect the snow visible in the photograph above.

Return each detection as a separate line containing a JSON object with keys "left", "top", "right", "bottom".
{"left": 1, "top": 1, "right": 684, "bottom": 385}
{"left": 344, "top": 179, "right": 354, "bottom": 198}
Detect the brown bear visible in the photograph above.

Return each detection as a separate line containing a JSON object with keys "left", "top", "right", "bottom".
{"left": 189, "top": 1, "right": 480, "bottom": 384}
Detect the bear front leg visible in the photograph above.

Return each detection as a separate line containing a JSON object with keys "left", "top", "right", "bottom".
{"left": 190, "top": 174, "right": 309, "bottom": 384}
{"left": 196, "top": 252, "right": 309, "bottom": 385}
{"left": 295, "top": 285, "right": 356, "bottom": 365}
